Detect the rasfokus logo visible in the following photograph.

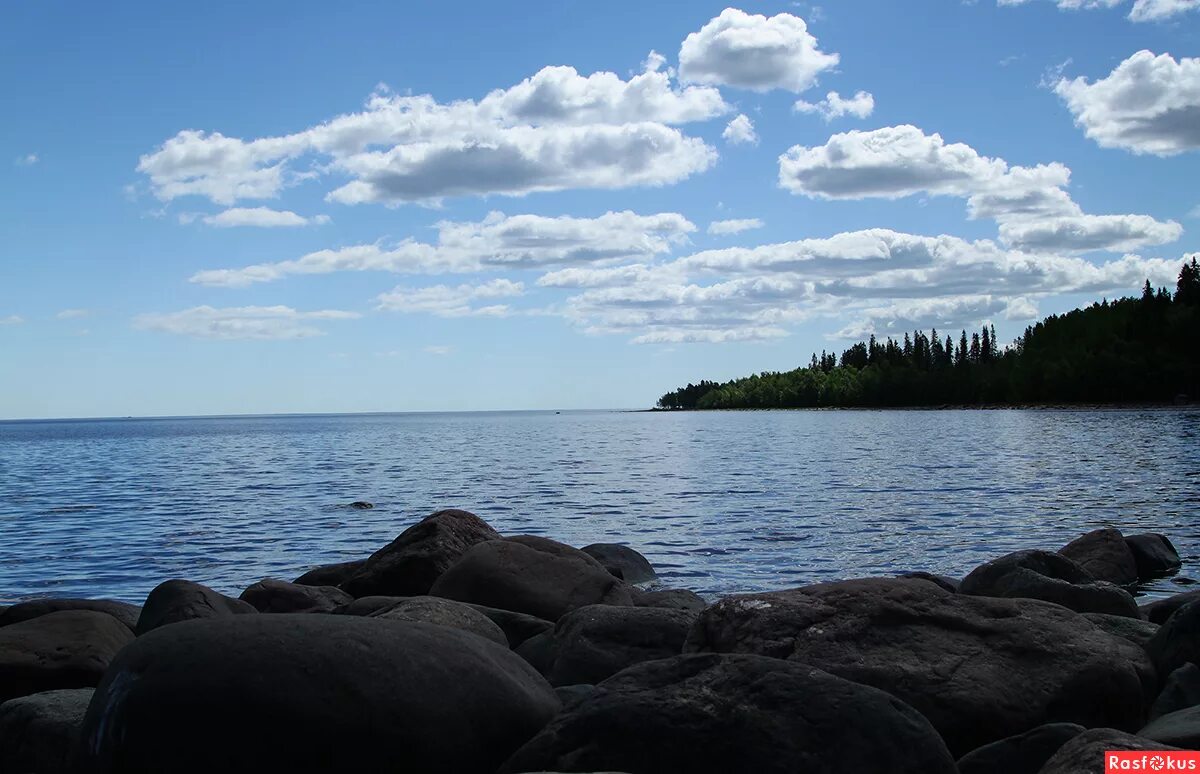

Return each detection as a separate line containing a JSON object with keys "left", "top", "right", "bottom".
{"left": 1107, "top": 752, "right": 1200, "bottom": 772}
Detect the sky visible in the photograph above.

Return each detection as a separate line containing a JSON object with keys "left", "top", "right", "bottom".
{"left": 1, "top": 0, "right": 1198, "bottom": 418}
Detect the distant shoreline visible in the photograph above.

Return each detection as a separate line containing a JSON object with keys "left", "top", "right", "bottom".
{"left": 646, "top": 401, "right": 1197, "bottom": 413}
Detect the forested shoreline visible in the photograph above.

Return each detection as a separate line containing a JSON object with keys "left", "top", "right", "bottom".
{"left": 657, "top": 258, "right": 1200, "bottom": 410}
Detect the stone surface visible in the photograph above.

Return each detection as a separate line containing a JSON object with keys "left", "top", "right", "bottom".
{"left": 463, "top": 603, "right": 555, "bottom": 648}
{"left": 1126, "top": 533, "right": 1183, "bottom": 580}
{"left": 0, "top": 599, "right": 140, "bottom": 632}
{"left": 898, "top": 571, "right": 960, "bottom": 593}
{"left": 630, "top": 587, "right": 707, "bottom": 613}
{"left": 0, "top": 688, "right": 94, "bottom": 774}
{"left": 1149, "top": 663, "right": 1200, "bottom": 722}
{"left": 541, "top": 605, "right": 695, "bottom": 686}
{"left": 1038, "top": 728, "right": 1179, "bottom": 774}
{"left": 959, "top": 549, "right": 1139, "bottom": 617}
{"left": 239, "top": 578, "right": 353, "bottom": 614}
{"left": 340, "top": 509, "right": 501, "bottom": 598}
{"left": 500, "top": 653, "right": 957, "bottom": 774}
{"left": 0, "top": 611, "right": 134, "bottom": 703}
{"left": 684, "top": 578, "right": 1154, "bottom": 756}
{"left": 1139, "top": 706, "right": 1200, "bottom": 749}
{"left": 1082, "top": 613, "right": 1159, "bottom": 647}
{"left": 292, "top": 559, "right": 366, "bottom": 588}
{"left": 580, "top": 544, "right": 657, "bottom": 584}
{"left": 368, "top": 596, "right": 508, "bottom": 646}
{"left": 74, "top": 614, "right": 559, "bottom": 774}
{"left": 955, "top": 723, "right": 1085, "bottom": 774}
{"left": 135, "top": 579, "right": 255, "bottom": 635}
{"left": 1058, "top": 528, "right": 1138, "bottom": 586}
{"left": 1140, "top": 589, "right": 1200, "bottom": 625}
{"left": 1147, "top": 600, "right": 1200, "bottom": 679}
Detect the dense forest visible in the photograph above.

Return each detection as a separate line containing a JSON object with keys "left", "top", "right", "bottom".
{"left": 657, "top": 258, "right": 1200, "bottom": 409}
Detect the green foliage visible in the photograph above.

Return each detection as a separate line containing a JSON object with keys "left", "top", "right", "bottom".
{"left": 656, "top": 259, "right": 1200, "bottom": 410}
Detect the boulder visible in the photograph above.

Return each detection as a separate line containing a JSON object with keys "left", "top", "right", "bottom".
{"left": 630, "top": 587, "right": 707, "bottom": 613}
{"left": 0, "top": 611, "right": 134, "bottom": 703}
{"left": 955, "top": 723, "right": 1085, "bottom": 774}
{"left": 1126, "top": 533, "right": 1182, "bottom": 580}
{"left": 292, "top": 559, "right": 366, "bottom": 587}
{"left": 959, "top": 549, "right": 1138, "bottom": 617}
{"left": 1140, "top": 590, "right": 1200, "bottom": 624}
{"left": 500, "top": 653, "right": 957, "bottom": 774}
{"left": 239, "top": 579, "right": 352, "bottom": 614}
{"left": 1058, "top": 528, "right": 1139, "bottom": 587}
{"left": 74, "top": 614, "right": 559, "bottom": 774}
{"left": 135, "top": 579, "right": 255, "bottom": 635}
{"left": 541, "top": 605, "right": 695, "bottom": 686}
{"left": 368, "top": 596, "right": 508, "bottom": 646}
{"left": 0, "top": 599, "right": 140, "bottom": 631}
{"left": 898, "top": 571, "right": 960, "bottom": 593}
{"left": 0, "top": 688, "right": 94, "bottom": 774}
{"left": 580, "top": 544, "right": 657, "bottom": 584}
{"left": 464, "top": 603, "right": 554, "bottom": 648}
{"left": 1139, "top": 706, "right": 1200, "bottom": 749}
{"left": 1149, "top": 663, "right": 1200, "bottom": 722}
{"left": 1039, "top": 728, "right": 1180, "bottom": 774}
{"left": 349, "top": 501, "right": 374, "bottom": 510}
{"left": 334, "top": 595, "right": 408, "bottom": 617}
{"left": 515, "top": 631, "right": 558, "bottom": 676}
{"left": 684, "top": 578, "right": 1154, "bottom": 756}
{"left": 430, "top": 538, "right": 634, "bottom": 621}
{"left": 340, "top": 509, "right": 501, "bottom": 598}
{"left": 553, "top": 684, "right": 596, "bottom": 709}
{"left": 1147, "top": 600, "right": 1200, "bottom": 677}
{"left": 1082, "top": 613, "right": 1159, "bottom": 647}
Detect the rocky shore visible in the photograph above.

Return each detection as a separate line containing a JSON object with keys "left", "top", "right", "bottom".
{"left": 0, "top": 509, "right": 1197, "bottom": 773}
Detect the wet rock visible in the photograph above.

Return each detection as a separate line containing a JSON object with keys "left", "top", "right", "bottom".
{"left": 0, "top": 688, "right": 93, "bottom": 774}
{"left": 1039, "top": 728, "right": 1179, "bottom": 774}
{"left": 463, "top": 603, "right": 554, "bottom": 648}
{"left": 1140, "top": 589, "right": 1200, "bottom": 624}
{"left": 334, "top": 595, "right": 408, "bottom": 616}
{"left": 340, "top": 509, "right": 501, "bottom": 598}
{"left": 368, "top": 596, "right": 508, "bottom": 646}
{"left": 1082, "top": 613, "right": 1159, "bottom": 647}
{"left": 898, "top": 571, "right": 960, "bottom": 593}
{"left": 430, "top": 537, "right": 633, "bottom": 621}
{"left": 0, "top": 611, "right": 134, "bottom": 703}
{"left": 1126, "top": 533, "right": 1182, "bottom": 580}
{"left": 349, "top": 501, "right": 374, "bottom": 510}
{"left": 0, "top": 599, "right": 140, "bottom": 631}
{"left": 135, "top": 579, "right": 256, "bottom": 635}
{"left": 630, "top": 587, "right": 707, "bottom": 613}
{"left": 74, "top": 614, "right": 560, "bottom": 774}
{"left": 1139, "top": 706, "right": 1200, "bottom": 748}
{"left": 239, "top": 579, "right": 353, "bottom": 614}
{"left": 1058, "top": 528, "right": 1138, "bottom": 586}
{"left": 580, "top": 544, "right": 656, "bottom": 584}
{"left": 1149, "top": 663, "right": 1200, "bottom": 722}
{"left": 553, "top": 683, "right": 596, "bottom": 709}
{"left": 685, "top": 578, "right": 1154, "bottom": 756}
{"left": 292, "top": 559, "right": 366, "bottom": 587}
{"left": 955, "top": 723, "right": 1085, "bottom": 774}
{"left": 959, "top": 549, "right": 1138, "bottom": 617}
{"left": 1146, "top": 600, "right": 1200, "bottom": 677}
{"left": 500, "top": 653, "right": 957, "bottom": 774}
{"left": 540, "top": 605, "right": 695, "bottom": 686}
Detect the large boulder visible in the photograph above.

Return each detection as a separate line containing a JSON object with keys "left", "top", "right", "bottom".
{"left": 500, "top": 653, "right": 957, "bottom": 774}
{"left": 540, "top": 605, "right": 696, "bottom": 686}
{"left": 0, "top": 688, "right": 94, "bottom": 774}
{"left": 684, "top": 578, "right": 1154, "bottom": 756}
{"left": 630, "top": 587, "right": 707, "bottom": 613}
{"left": 0, "top": 611, "right": 134, "bottom": 703}
{"left": 959, "top": 549, "right": 1138, "bottom": 617}
{"left": 1139, "top": 706, "right": 1200, "bottom": 749}
{"left": 1149, "top": 663, "right": 1200, "bottom": 722}
{"left": 1058, "top": 528, "right": 1138, "bottom": 586}
{"left": 1140, "top": 589, "right": 1200, "bottom": 624}
{"left": 292, "top": 559, "right": 366, "bottom": 587}
{"left": 1039, "top": 728, "right": 1180, "bottom": 774}
{"left": 0, "top": 599, "right": 140, "bottom": 631}
{"left": 955, "top": 723, "right": 1085, "bottom": 774}
{"left": 1082, "top": 613, "right": 1158, "bottom": 648}
{"left": 430, "top": 537, "right": 634, "bottom": 621}
{"left": 1146, "top": 600, "right": 1200, "bottom": 677}
{"left": 464, "top": 603, "right": 554, "bottom": 648}
{"left": 340, "top": 509, "right": 501, "bottom": 598}
{"left": 367, "top": 596, "right": 508, "bottom": 646}
{"left": 135, "top": 580, "right": 255, "bottom": 635}
{"left": 1125, "top": 533, "right": 1182, "bottom": 580}
{"left": 580, "top": 544, "right": 657, "bottom": 584}
{"left": 239, "top": 579, "right": 352, "bottom": 614}
{"left": 74, "top": 614, "right": 559, "bottom": 774}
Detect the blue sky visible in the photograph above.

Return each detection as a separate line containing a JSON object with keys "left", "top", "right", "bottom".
{"left": 1, "top": 0, "right": 1198, "bottom": 418}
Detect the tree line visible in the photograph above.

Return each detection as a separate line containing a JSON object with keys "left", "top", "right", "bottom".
{"left": 657, "top": 258, "right": 1200, "bottom": 410}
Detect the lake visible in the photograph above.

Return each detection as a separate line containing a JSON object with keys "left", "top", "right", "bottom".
{"left": 1, "top": 409, "right": 1197, "bottom": 604}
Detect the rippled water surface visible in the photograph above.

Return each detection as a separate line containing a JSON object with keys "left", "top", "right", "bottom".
{"left": 1, "top": 409, "right": 1198, "bottom": 603}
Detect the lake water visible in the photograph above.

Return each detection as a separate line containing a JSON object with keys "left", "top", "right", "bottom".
{"left": 1, "top": 409, "right": 1198, "bottom": 604}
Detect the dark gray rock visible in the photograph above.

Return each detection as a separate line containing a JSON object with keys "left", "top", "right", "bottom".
{"left": 500, "top": 653, "right": 957, "bottom": 774}
{"left": 955, "top": 723, "right": 1085, "bottom": 774}
{"left": 1039, "top": 728, "right": 1180, "bottom": 774}
{"left": 580, "top": 544, "right": 656, "bottom": 584}
{"left": 684, "top": 578, "right": 1154, "bottom": 757}
{"left": 430, "top": 537, "right": 634, "bottom": 621}
{"left": 74, "top": 614, "right": 559, "bottom": 774}
{"left": 1058, "top": 528, "right": 1138, "bottom": 586}
{"left": 340, "top": 509, "right": 501, "bottom": 598}
{"left": 334, "top": 595, "right": 409, "bottom": 616}
{"left": 1140, "top": 705, "right": 1200, "bottom": 748}
{"left": 1140, "top": 589, "right": 1200, "bottom": 624}
{"left": 368, "top": 596, "right": 508, "bottom": 646}
{"left": 463, "top": 603, "right": 554, "bottom": 648}
{"left": 292, "top": 559, "right": 366, "bottom": 587}
{"left": 516, "top": 631, "right": 559, "bottom": 676}
{"left": 630, "top": 587, "right": 707, "bottom": 613}
{"left": 1082, "top": 613, "right": 1159, "bottom": 647}
{"left": 542, "top": 605, "right": 695, "bottom": 686}
{"left": 0, "top": 599, "right": 140, "bottom": 632}
{"left": 349, "top": 501, "right": 374, "bottom": 510}
{"left": 1149, "top": 663, "right": 1200, "bottom": 722}
{"left": 553, "top": 684, "right": 596, "bottom": 709}
{"left": 1147, "top": 600, "right": 1200, "bottom": 678}
{"left": 0, "top": 611, "right": 134, "bottom": 703}
{"left": 135, "top": 579, "right": 255, "bottom": 635}
{"left": 239, "top": 579, "right": 353, "bottom": 614}
{"left": 0, "top": 688, "right": 94, "bottom": 774}
{"left": 959, "top": 549, "right": 1139, "bottom": 617}
{"left": 1126, "top": 533, "right": 1182, "bottom": 580}
{"left": 898, "top": 571, "right": 960, "bottom": 592}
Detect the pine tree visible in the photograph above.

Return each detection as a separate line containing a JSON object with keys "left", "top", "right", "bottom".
{"left": 1177, "top": 257, "right": 1200, "bottom": 306}
{"left": 981, "top": 326, "right": 992, "bottom": 363}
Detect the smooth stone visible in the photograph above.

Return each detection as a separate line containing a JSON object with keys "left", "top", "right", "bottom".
{"left": 1140, "top": 589, "right": 1200, "bottom": 624}
{"left": 463, "top": 603, "right": 555, "bottom": 648}
{"left": 898, "top": 571, "right": 960, "bottom": 592}
{"left": 239, "top": 579, "right": 353, "bottom": 614}
{"left": 1149, "top": 663, "right": 1200, "bottom": 722}
{"left": 1082, "top": 613, "right": 1159, "bottom": 647}
{"left": 292, "top": 559, "right": 366, "bottom": 587}
{"left": 74, "top": 614, "right": 560, "bottom": 774}
{"left": 0, "top": 688, "right": 94, "bottom": 774}
{"left": 630, "top": 587, "right": 707, "bottom": 613}
{"left": 135, "top": 579, "right": 256, "bottom": 635}
{"left": 334, "top": 595, "right": 409, "bottom": 616}
{"left": 955, "top": 723, "right": 1085, "bottom": 774}
{"left": 0, "top": 600, "right": 140, "bottom": 632}
{"left": 959, "top": 549, "right": 1139, "bottom": 617}
{"left": 580, "top": 544, "right": 657, "bottom": 584}
{"left": 543, "top": 605, "right": 695, "bottom": 686}
{"left": 1039, "top": 728, "right": 1180, "bottom": 774}
{"left": 553, "top": 684, "right": 596, "bottom": 710}
{"left": 516, "top": 631, "right": 558, "bottom": 675}
{"left": 1147, "top": 600, "right": 1200, "bottom": 678}
{"left": 340, "top": 509, "right": 501, "bottom": 598}
{"left": 1126, "top": 533, "right": 1183, "bottom": 580}
{"left": 1058, "top": 528, "right": 1138, "bottom": 587}
{"left": 500, "top": 653, "right": 957, "bottom": 774}
{"left": 0, "top": 611, "right": 134, "bottom": 703}
{"left": 368, "top": 596, "right": 508, "bottom": 646}
{"left": 1139, "top": 705, "right": 1200, "bottom": 748}
{"left": 684, "top": 578, "right": 1154, "bottom": 757}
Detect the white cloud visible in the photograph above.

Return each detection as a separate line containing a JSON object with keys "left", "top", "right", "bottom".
{"left": 14, "top": 153, "right": 38, "bottom": 167}
{"left": 0, "top": 315, "right": 24, "bottom": 325}
{"left": 833, "top": 295, "right": 1032, "bottom": 340}
{"left": 678, "top": 8, "right": 839, "bottom": 93}
{"left": 56, "top": 309, "right": 90, "bottom": 320}
{"left": 200, "top": 207, "right": 331, "bottom": 228}
{"left": 376, "top": 279, "right": 525, "bottom": 317}
{"left": 190, "top": 210, "right": 695, "bottom": 287}
{"left": 998, "top": 214, "right": 1183, "bottom": 252}
{"left": 722, "top": 114, "right": 758, "bottom": 145}
{"left": 1053, "top": 51, "right": 1200, "bottom": 156}
{"left": 794, "top": 90, "right": 875, "bottom": 121}
{"left": 424, "top": 345, "right": 454, "bottom": 355}
{"left": 998, "top": 0, "right": 1200, "bottom": 19}
{"left": 708, "top": 218, "right": 765, "bottom": 235}
{"left": 134, "top": 306, "right": 360, "bottom": 340}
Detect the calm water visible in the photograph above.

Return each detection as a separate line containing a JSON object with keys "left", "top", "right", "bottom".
{"left": 1, "top": 409, "right": 1198, "bottom": 604}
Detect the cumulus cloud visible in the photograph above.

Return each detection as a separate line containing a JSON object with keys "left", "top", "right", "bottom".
{"left": 722, "top": 114, "right": 758, "bottom": 145}
{"left": 200, "top": 207, "right": 331, "bottom": 228}
{"left": 0, "top": 315, "right": 24, "bottom": 325}
{"left": 1053, "top": 51, "right": 1200, "bottom": 156}
{"left": 190, "top": 210, "right": 695, "bottom": 287}
{"left": 833, "top": 295, "right": 1036, "bottom": 340}
{"left": 678, "top": 8, "right": 839, "bottom": 93}
{"left": 708, "top": 218, "right": 765, "bottom": 235}
{"left": 794, "top": 90, "right": 875, "bottom": 121}
{"left": 998, "top": 0, "right": 1200, "bottom": 20}
{"left": 56, "top": 309, "right": 90, "bottom": 319}
{"left": 134, "top": 306, "right": 360, "bottom": 340}
{"left": 376, "top": 279, "right": 524, "bottom": 317}
{"left": 998, "top": 215, "right": 1183, "bottom": 252}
